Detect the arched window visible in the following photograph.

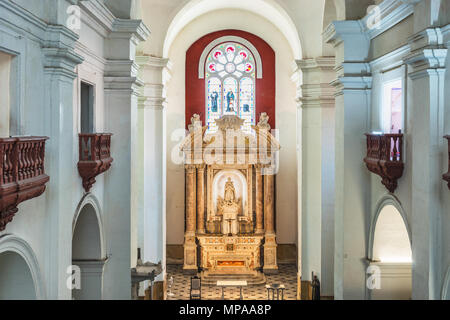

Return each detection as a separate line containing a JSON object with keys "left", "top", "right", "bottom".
{"left": 205, "top": 42, "right": 256, "bottom": 133}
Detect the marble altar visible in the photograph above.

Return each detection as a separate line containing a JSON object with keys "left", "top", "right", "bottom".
{"left": 180, "top": 114, "right": 280, "bottom": 282}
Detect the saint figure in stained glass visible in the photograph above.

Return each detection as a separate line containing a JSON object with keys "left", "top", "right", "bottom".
{"left": 226, "top": 90, "right": 235, "bottom": 112}
{"left": 211, "top": 91, "right": 219, "bottom": 112}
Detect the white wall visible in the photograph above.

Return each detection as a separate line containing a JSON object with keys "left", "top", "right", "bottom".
{"left": 165, "top": 8, "right": 298, "bottom": 245}
{"left": 0, "top": 52, "right": 11, "bottom": 137}
{"left": 0, "top": 0, "right": 144, "bottom": 300}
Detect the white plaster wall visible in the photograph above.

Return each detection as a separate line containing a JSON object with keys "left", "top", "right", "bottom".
{"left": 165, "top": 8, "right": 298, "bottom": 245}
{"left": 0, "top": 0, "right": 132, "bottom": 299}
{"left": 369, "top": 263, "right": 412, "bottom": 300}
{"left": 0, "top": 52, "right": 11, "bottom": 136}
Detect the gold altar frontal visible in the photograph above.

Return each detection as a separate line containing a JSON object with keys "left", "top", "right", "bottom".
{"left": 181, "top": 114, "right": 280, "bottom": 282}
{"left": 198, "top": 235, "right": 265, "bottom": 284}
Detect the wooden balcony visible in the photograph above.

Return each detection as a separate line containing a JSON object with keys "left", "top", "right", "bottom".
{"left": 0, "top": 136, "right": 49, "bottom": 231}
{"left": 78, "top": 133, "right": 113, "bottom": 192}
{"left": 444, "top": 135, "right": 450, "bottom": 190}
{"left": 364, "top": 133, "right": 404, "bottom": 193}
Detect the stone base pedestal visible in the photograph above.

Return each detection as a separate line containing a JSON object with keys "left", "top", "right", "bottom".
{"left": 263, "top": 234, "right": 278, "bottom": 274}
{"left": 183, "top": 233, "right": 198, "bottom": 274}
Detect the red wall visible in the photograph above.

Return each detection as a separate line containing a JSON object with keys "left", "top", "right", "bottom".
{"left": 185, "top": 30, "right": 276, "bottom": 129}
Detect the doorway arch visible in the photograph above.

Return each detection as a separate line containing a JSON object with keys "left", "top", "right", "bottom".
{"left": 367, "top": 196, "right": 412, "bottom": 300}
{"left": 0, "top": 235, "right": 45, "bottom": 299}
{"left": 72, "top": 194, "right": 107, "bottom": 300}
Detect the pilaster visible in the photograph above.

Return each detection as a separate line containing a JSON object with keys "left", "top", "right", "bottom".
{"left": 136, "top": 56, "right": 169, "bottom": 283}
{"left": 102, "top": 19, "right": 149, "bottom": 300}
{"left": 404, "top": 26, "right": 448, "bottom": 300}
{"left": 325, "top": 20, "right": 372, "bottom": 300}
{"left": 294, "top": 57, "right": 336, "bottom": 296}
{"left": 42, "top": 25, "right": 83, "bottom": 300}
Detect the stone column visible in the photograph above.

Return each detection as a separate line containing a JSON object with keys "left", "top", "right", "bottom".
{"left": 324, "top": 20, "right": 372, "bottom": 299}
{"left": 263, "top": 170, "right": 278, "bottom": 273}
{"left": 405, "top": 26, "right": 448, "bottom": 299}
{"left": 294, "top": 57, "right": 336, "bottom": 296}
{"left": 196, "top": 165, "right": 206, "bottom": 234}
{"left": 255, "top": 165, "right": 264, "bottom": 234}
{"left": 264, "top": 173, "right": 275, "bottom": 234}
{"left": 103, "top": 20, "right": 150, "bottom": 299}
{"left": 136, "top": 56, "right": 169, "bottom": 285}
{"left": 183, "top": 165, "right": 198, "bottom": 273}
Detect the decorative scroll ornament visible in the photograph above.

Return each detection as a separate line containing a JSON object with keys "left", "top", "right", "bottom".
{"left": 215, "top": 115, "right": 245, "bottom": 132}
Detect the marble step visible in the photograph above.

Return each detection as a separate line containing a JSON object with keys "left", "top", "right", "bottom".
{"left": 200, "top": 272, "right": 266, "bottom": 285}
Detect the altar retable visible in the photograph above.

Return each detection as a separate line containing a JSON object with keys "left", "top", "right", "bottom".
{"left": 180, "top": 113, "right": 280, "bottom": 284}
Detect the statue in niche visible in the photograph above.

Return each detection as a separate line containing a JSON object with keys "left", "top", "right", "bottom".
{"left": 217, "top": 177, "right": 241, "bottom": 235}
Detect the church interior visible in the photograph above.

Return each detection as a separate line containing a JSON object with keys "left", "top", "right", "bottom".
{"left": 0, "top": 0, "right": 449, "bottom": 301}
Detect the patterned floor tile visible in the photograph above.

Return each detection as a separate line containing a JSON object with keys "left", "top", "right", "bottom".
{"left": 166, "top": 264, "right": 298, "bottom": 300}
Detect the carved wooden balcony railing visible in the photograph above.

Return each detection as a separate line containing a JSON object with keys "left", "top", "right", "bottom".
{"left": 364, "top": 133, "right": 404, "bottom": 193}
{"left": 0, "top": 136, "right": 49, "bottom": 231}
{"left": 78, "top": 133, "right": 113, "bottom": 192}
{"left": 443, "top": 135, "right": 450, "bottom": 190}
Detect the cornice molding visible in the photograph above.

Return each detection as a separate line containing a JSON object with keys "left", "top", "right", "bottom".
{"left": 404, "top": 27, "right": 448, "bottom": 78}
{"left": 360, "top": 0, "right": 416, "bottom": 40}
{"left": 330, "top": 76, "right": 373, "bottom": 96}
{"left": 79, "top": 0, "right": 150, "bottom": 43}
{"left": 296, "top": 57, "right": 335, "bottom": 71}
{"left": 324, "top": 20, "right": 367, "bottom": 46}
{"left": 0, "top": 0, "right": 47, "bottom": 37}
{"left": 369, "top": 44, "right": 410, "bottom": 71}
{"left": 136, "top": 56, "right": 169, "bottom": 69}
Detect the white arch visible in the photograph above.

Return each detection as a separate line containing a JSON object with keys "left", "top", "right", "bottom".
{"left": 368, "top": 194, "right": 412, "bottom": 261}
{"left": 0, "top": 234, "right": 46, "bottom": 299}
{"left": 163, "top": 0, "right": 302, "bottom": 59}
{"left": 73, "top": 193, "right": 107, "bottom": 259}
{"left": 198, "top": 36, "right": 263, "bottom": 79}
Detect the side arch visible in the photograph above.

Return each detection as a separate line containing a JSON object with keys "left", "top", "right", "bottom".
{"left": 368, "top": 194, "right": 411, "bottom": 261}
{"left": 73, "top": 193, "right": 107, "bottom": 259}
{"left": 0, "top": 234, "right": 46, "bottom": 299}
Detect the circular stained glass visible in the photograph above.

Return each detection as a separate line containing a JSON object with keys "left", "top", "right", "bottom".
{"left": 225, "top": 63, "right": 236, "bottom": 73}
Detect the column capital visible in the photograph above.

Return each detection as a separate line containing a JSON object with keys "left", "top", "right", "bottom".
{"left": 104, "top": 60, "right": 143, "bottom": 95}
{"left": 195, "top": 164, "right": 206, "bottom": 170}
{"left": 185, "top": 164, "right": 197, "bottom": 171}
{"left": 136, "top": 56, "right": 170, "bottom": 110}
{"left": 405, "top": 27, "right": 448, "bottom": 79}
{"left": 42, "top": 26, "right": 84, "bottom": 81}
{"left": 294, "top": 57, "right": 336, "bottom": 108}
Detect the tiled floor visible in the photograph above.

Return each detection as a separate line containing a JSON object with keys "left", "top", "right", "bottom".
{"left": 166, "top": 264, "right": 297, "bottom": 300}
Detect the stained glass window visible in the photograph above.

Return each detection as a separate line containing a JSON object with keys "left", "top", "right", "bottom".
{"left": 205, "top": 42, "right": 256, "bottom": 133}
